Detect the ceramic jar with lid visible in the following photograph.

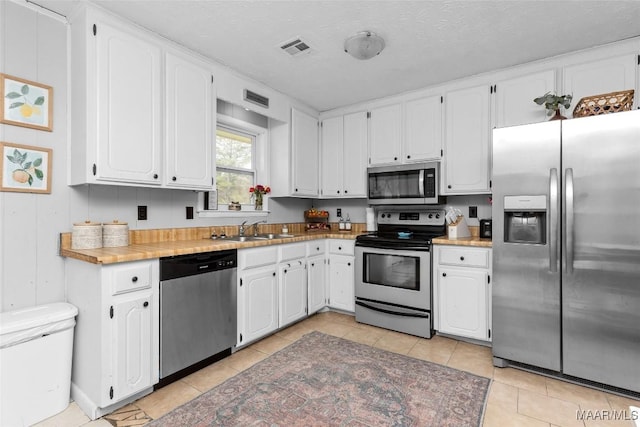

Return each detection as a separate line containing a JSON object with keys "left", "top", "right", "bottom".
{"left": 71, "top": 221, "right": 103, "bottom": 249}
{"left": 102, "top": 220, "right": 129, "bottom": 247}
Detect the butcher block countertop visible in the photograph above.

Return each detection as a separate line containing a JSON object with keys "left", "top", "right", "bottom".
{"left": 60, "top": 224, "right": 363, "bottom": 265}
{"left": 432, "top": 226, "right": 492, "bottom": 248}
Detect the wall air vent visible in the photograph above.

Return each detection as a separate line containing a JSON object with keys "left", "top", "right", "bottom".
{"left": 243, "top": 89, "right": 269, "bottom": 109}
{"left": 279, "top": 37, "right": 312, "bottom": 57}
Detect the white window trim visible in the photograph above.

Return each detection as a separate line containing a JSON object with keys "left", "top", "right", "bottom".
{"left": 198, "top": 113, "right": 270, "bottom": 218}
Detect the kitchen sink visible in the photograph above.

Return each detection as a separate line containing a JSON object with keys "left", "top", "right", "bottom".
{"left": 218, "top": 234, "right": 295, "bottom": 242}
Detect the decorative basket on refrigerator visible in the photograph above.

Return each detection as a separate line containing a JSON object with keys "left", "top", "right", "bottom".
{"left": 572, "top": 89, "right": 634, "bottom": 118}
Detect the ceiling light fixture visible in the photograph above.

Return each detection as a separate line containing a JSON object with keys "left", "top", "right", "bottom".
{"left": 344, "top": 31, "right": 385, "bottom": 60}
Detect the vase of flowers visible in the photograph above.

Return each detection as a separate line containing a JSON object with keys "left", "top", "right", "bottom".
{"left": 250, "top": 184, "right": 270, "bottom": 210}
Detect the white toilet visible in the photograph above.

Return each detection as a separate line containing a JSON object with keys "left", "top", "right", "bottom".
{"left": 0, "top": 302, "right": 78, "bottom": 426}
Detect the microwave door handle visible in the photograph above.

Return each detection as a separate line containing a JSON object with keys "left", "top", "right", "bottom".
{"left": 419, "top": 170, "right": 425, "bottom": 197}
{"left": 549, "top": 168, "right": 559, "bottom": 273}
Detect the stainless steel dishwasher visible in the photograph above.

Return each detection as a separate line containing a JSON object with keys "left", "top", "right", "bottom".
{"left": 159, "top": 249, "right": 237, "bottom": 386}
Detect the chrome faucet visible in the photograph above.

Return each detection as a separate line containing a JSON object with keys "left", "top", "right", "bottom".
{"left": 248, "top": 220, "right": 267, "bottom": 236}
{"left": 239, "top": 220, "right": 248, "bottom": 236}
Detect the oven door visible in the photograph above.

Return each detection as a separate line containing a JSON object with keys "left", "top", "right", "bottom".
{"left": 354, "top": 245, "right": 431, "bottom": 310}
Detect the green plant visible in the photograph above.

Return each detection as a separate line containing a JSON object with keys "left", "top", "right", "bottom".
{"left": 533, "top": 92, "right": 573, "bottom": 116}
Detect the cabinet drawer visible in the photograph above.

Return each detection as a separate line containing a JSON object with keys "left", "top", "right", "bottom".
{"left": 111, "top": 262, "right": 153, "bottom": 295}
{"left": 306, "top": 240, "right": 326, "bottom": 257}
{"left": 239, "top": 247, "right": 278, "bottom": 270}
{"left": 279, "top": 242, "right": 307, "bottom": 262}
{"left": 438, "top": 247, "right": 489, "bottom": 268}
{"left": 328, "top": 239, "right": 355, "bottom": 255}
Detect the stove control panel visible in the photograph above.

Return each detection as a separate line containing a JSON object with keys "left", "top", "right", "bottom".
{"left": 377, "top": 209, "right": 445, "bottom": 226}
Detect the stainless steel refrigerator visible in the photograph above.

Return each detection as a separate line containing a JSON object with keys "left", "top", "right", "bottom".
{"left": 492, "top": 109, "right": 640, "bottom": 394}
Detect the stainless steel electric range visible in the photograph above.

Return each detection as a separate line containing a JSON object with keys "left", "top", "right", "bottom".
{"left": 355, "top": 208, "right": 446, "bottom": 339}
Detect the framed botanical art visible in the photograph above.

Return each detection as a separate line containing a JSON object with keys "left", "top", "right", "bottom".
{"left": 0, "top": 73, "right": 53, "bottom": 132}
{"left": 0, "top": 141, "right": 52, "bottom": 193}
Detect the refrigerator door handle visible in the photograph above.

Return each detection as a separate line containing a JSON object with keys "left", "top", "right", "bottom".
{"left": 565, "top": 168, "right": 574, "bottom": 274}
{"left": 549, "top": 168, "right": 559, "bottom": 272}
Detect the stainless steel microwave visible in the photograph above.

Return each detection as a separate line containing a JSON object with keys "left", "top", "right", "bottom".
{"left": 367, "top": 162, "right": 444, "bottom": 205}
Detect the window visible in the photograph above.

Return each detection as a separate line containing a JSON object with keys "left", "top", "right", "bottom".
{"left": 215, "top": 126, "right": 256, "bottom": 206}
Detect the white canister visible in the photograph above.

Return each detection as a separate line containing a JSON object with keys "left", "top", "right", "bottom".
{"left": 102, "top": 220, "right": 129, "bottom": 247}
{"left": 71, "top": 221, "right": 103, "bottom": 249}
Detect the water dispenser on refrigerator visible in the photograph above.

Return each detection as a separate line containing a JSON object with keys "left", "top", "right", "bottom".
{"left": 503, "top": 195, "right": 546, "bottom": 244}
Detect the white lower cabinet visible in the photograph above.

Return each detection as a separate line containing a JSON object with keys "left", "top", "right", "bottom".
{"left": 434, "top": 245, "right": 492, "bottom": 341}
{"left": 279, "top": 258, "right": 307, "bottom": 327}
{"left": 328, "top": 240, "right": 355, "bottom": 312}
{"left": 66, "top": 259, "right": 159, "bottom": 420}
{"left": 307, "top": 254, "right": 327, "bottom": 315}
{"left": 237, "top": 264, "right": 278, "bottom": 346}
{"left": 237, "top": 247, "right": 279, "bottom": 346}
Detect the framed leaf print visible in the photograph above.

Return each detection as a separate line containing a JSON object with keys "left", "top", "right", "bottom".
{"left": 0, "top": 73, "right": 53, "bottom": 131}
{"left": 0, "top": 141, "right": 52, "bottom": 193}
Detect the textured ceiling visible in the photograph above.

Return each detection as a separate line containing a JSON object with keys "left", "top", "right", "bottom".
{"left": 37, "top": 0, "right": 640, "bottom": 112}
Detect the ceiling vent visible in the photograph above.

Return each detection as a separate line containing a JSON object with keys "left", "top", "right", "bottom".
{"left": 243, "top": 89, "right": 269, "bottom": 109}
{"left": 279, "top": 37, "right": 312, "bottom": 57}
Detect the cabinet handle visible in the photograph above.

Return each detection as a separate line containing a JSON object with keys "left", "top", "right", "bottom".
{"left": 284, "top": 269, "right": 288, "bottom": 274}
{"left": 407, "top": 155, "right": 411, "bottom": 159}
{"left": 295, "top": 188, "right": 298, "bottom": 192}
{"left": 338, "top": 247, "right": 342, "bottom": 251}
{"left": 348, "top": 262, "right": 351, "bottom": 266}
{"left": 172, "top": 176, "right": 177, "bottom": 181}
{"left": 337, "top": 190, "right": 340, "bottom": 194}
{"left": 447, "top": 185, "right": 452, "bottom": 189}
{"left": 311, "top": 263, "right": 315, "bottom": 267}
{"left": 131, "top": 276, "right": 138, "bottom": 282}
{"left": 153, "top": 174, "right": 159, "bottom": 179}
{"left": 442, "top": 272, "right": 447, "bottom": 277}
{"left": 394, "top": 157, "right": 398, "bottom": 161}
{"left": 143, "top": 301, "right": 149, "bottom": 308}
{"left": 344, "top": 190, "right": 348, "bottom": 194}
{"left": 460, "top": 256, "right": 465, "bottom": 261}
{"left": 316, "top": 247, "right": 320, "bottom": 251}
{"left": 272, "top": 272, "right": 276, "bottom": 276}
{"left": 298, "top": 260, "right": 302, "bottom": 265}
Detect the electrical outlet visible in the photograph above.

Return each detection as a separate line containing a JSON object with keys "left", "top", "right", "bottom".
{"left": 469, "top": 206, "right": 478, "bottom": 218}
{"left": 337, "top": 208, "right": 342, "bottom": 217}
{"left": 137, "top": 205, "right": 147, "bottom": 221}
{"left": 186, "top": 206, "right": 194, "bottom": 220}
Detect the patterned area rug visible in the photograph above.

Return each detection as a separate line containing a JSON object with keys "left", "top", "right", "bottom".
{"left": 149, "top": 331, "right": 491, "bottom": 426}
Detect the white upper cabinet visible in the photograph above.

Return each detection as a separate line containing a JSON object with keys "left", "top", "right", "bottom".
{"left": 164, "top": 51, "right": 215, "bottom": 189}
{"left": 94, "top": 18, "right": 163, "bottom": 185}
{"left": 368, "top": 104, "right": 402, "bottom": 166}
{"left": 69, "top": 5, "right": 214, "bottom": 190}
{"left": 403, "top": 95, "right": 443, "bottom": 162}
{"left": 291, "top": 108, "right": 320, "bottom": 196}
{"left": 443, "top": 85, "right": 491, "bottom": 194}
{"left": 494, "top": 70, "right": 556, "bottom": 128}
{"left": 320, "top": 115, "right": 343, "bottom": 197}
{"left": 320, "top": 111, "right": 367, "bottom": 198}
{"left": 563, "top": 54, "right": 637, "bottom": 118}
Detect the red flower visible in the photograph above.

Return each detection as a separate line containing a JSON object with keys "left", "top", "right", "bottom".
{"left": 249, "top": 187, "right": 255, "bottom": 193}
{"left": 250, "top": 184, "right": 271, "bottom": 194}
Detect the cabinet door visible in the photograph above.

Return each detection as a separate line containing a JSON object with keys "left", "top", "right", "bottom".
{"left": 95, "top": 21, "right": 162, "bottom": 184}
{"left": 368, "top": 104, "right": 402, "bottom": 166}
{"left": 238, "top": 266, "right": 278, "bottom": 345}
{"left": 111, "top": 291, "right": 153, "bottom": 403}
{"left": 443, "top": 85, "right": 491, "bottom": 194}
{"left": 291, "top": 108, "right": 319, "bottom": 196}
{"left": 342, "top": 111, "right": 368, "bottom": 197}
{"left": 437, "top": 267, "right": 488, "bottom": 340}
{"left": 563, "top": 54, "right": 637, "bottom": 119}
{"left": 308, "top": 255, "right": 326, "bottom": 315}
{"left": 320, "top": 116, "right": 344, "bottom": 197}
{"left": 328, "top": 255, "right": 354, "bottom": 312}
{"left": 494, "top": 70, "right": 556, "bottom": 128}
{"left": 165, "top": 52, "right": 214, "bottom": 189}
{"left": 404, "top": 96, "right": 442, "bottom": 162}
{"left": 279, "top": 259, "right": 308, "bottom": 327}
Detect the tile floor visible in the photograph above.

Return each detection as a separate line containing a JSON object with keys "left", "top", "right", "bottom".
{"left": 35, "top": 311, "right": 640, "bottom": 427}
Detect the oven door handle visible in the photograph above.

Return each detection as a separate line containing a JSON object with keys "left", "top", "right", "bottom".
{"left": 355, "top": 242, "right": 431, "bottom": 252}
{"left": 355, "top": 301, "right": 430, "bottom": 318}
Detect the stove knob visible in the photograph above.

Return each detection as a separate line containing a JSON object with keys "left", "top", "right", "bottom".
{"left": 436, "top": 214, "right": 441, "bottom": 219}
{"left": 428, "top": 214, "right": 433, "bottom": 219}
